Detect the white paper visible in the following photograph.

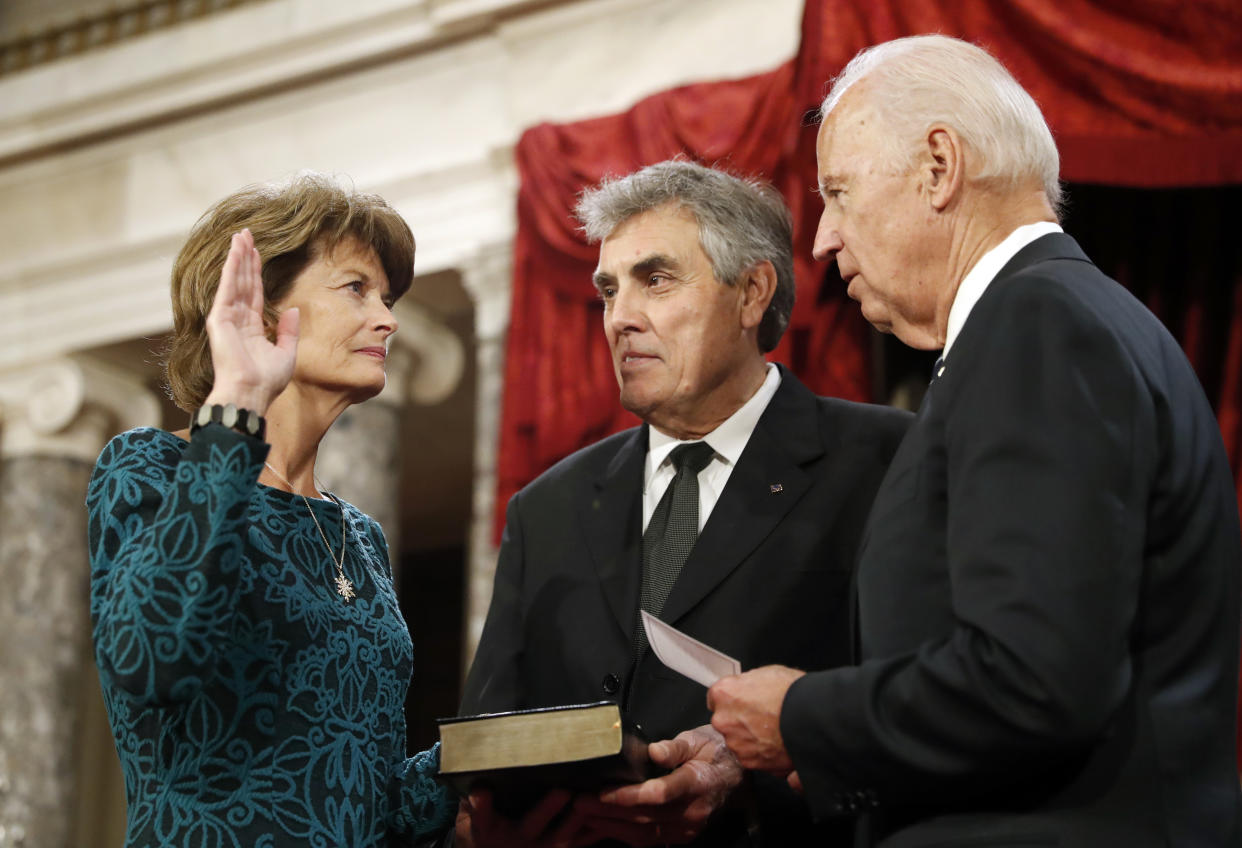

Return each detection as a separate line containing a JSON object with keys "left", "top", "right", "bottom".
{"left": 641, "top": 609, "right": 741, "bottom": 687}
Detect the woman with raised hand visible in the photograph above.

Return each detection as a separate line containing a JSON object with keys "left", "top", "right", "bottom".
{"left": 86, "top": 173, "right": 453, "bottom": 847}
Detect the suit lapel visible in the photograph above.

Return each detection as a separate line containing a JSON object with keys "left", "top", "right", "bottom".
{"left": 580, "top": 426, "right": 647, "bottom": 640}
{"left": 660, "top": 372, "right": 824, "bottom": 625}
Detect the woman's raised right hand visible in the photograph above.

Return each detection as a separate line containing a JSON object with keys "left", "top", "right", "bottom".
{"left": 202, "top": 229, "right": 300, "bottom": 415}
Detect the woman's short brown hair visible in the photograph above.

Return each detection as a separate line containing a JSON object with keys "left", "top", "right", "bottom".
{"left": 164, "top": 172, "right": 415, "bottom": 411}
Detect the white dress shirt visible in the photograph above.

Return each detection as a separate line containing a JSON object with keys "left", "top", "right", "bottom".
{"left": 642, "top": 363, "right": 782, "bottom": 532}
{"left": 942, "top": 221, "right": 1063, "bottom": 358}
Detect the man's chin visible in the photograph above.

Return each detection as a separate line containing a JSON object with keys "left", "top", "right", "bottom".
{"left": 618, "top": 386, "right": 658, "bottom": 421}
{"left": 859, "top": 306, "right": 893, "bottom": 334}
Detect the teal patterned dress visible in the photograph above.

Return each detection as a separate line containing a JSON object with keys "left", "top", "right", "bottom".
{"left": 86, "top": 424, "right": 453, "bottom": 847}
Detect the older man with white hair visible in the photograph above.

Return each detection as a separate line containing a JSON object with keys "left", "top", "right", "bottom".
{"left": 707, "top": 34, "right": 1242, "bottom": 847}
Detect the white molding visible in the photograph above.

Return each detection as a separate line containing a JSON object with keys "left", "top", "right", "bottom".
{"left": 0, "top": 0, "right": 569, "bottom": 165}
{"left": 0, "top": 157, "right": 514, "bottom": 367}
{"left": 0, "top": 241, "right": 178, "bottom": 371}
{"left": 0, "top": 0, "right": 801, "bottom": 377}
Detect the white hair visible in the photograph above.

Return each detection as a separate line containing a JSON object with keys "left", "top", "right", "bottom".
{"left": 822, "top": 34, "right": 1062, "bottom": 211}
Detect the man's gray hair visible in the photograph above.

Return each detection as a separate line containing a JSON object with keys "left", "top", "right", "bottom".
{"left": 575, "top": 160, "right": 795, "bottom": 353}
{"left": 822, "top": 34, "right": 1063, "bottom": 211}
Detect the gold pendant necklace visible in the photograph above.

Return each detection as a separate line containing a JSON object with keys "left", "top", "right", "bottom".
{"left": 264, "top": 462, "right": 355, "bottom": 602}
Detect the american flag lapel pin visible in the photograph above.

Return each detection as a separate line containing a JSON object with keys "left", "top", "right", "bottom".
{"left": 770, "top": 483, "right": 784, "bottom": 493}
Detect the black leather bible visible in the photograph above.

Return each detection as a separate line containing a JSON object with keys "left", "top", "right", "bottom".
{"left": 437, "top": 701, "right": 657, "bottom": 818}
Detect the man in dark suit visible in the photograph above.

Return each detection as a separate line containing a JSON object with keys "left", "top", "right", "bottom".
{"left": 707, "top": 35, "right": 1242, "bottom": 847}
{"left": 457, "top": 160, "right": 910, "bottom": 847}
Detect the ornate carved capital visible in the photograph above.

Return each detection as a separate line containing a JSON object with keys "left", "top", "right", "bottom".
{"left": 381, "top": 301, "right": 465, "bottom": 408}
{"left": 0, "top": 355, "right": 161, "bottom": 461}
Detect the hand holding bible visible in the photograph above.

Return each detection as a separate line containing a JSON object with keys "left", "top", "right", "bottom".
{"left": 571, "top": 725, "right": 742, "bottom": 845}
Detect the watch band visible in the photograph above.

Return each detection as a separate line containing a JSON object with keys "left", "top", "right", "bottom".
{"left": 189, "top": 403, "right": 266, "bottom": 441}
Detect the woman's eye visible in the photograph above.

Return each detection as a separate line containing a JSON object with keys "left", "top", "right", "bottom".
{"left": 346, "top": 281, "right": 364, "bottom": 294}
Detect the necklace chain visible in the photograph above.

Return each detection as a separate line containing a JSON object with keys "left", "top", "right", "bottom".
{"left": 263, "top": 461, "right": 355, "bottom": 602}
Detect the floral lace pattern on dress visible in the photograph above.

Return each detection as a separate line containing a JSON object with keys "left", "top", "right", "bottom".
{"left": 87, "top": 426, "right": 452, "bottom": 847}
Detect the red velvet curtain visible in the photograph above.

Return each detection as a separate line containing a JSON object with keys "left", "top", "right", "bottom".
{"left": 499, "top": 0, "right": 1242, "bottom": 543}
{"left": 498, "top": 0, "right": 1242, "bottom": 766}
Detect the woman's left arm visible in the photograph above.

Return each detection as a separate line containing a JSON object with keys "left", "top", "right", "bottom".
{"left": 390, "top": 744, "right": 456, "bottom": 841}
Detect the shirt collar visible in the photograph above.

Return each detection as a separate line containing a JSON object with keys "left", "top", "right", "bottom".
{"left": 646, "top": 363, "right": 782, "bottom": 474}
{"left": 943, "top": 221, "right": 1062, "bottom": 357}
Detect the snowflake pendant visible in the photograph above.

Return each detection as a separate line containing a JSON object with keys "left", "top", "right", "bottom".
{"left": 335, "top": 573, "right": 356, "bottom": 602}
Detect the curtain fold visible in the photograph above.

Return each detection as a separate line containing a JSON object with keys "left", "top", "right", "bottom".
{"left": 498, "top": 0, "right": 1242, "bottom": 541}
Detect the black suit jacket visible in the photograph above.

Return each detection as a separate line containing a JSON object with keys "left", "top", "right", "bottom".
{"left": 462, "top": 368, "right": 911, "bottom": 846}
{"left": 783, "top": 234, "right": 1242, "bottom": 847}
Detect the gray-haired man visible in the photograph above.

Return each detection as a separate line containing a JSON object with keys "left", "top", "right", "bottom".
{"left": 458, "top": 160, "right": 910, "bottom": 847}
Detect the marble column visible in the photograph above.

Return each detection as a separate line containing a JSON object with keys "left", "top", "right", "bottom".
{"left": 457, "top": 240, "right": 512, "bottom": 671}
{"left": 318, "top": 304, "right": 464, "bottom": 571}
{"left": 0, "top": 356, "right": 160, "bottom": 848}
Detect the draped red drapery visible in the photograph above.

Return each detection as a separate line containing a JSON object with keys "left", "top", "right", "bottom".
{"left": 499, "top": 0, "right": 1242, "bottom": 538}
{"left": 496, "top": 0, "right": 1242, "bottom": 751}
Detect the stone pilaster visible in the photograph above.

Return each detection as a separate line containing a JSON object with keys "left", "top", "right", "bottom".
{"left": 457, "top": 240, "right": 512, "bottom": 671}
{"left": 0, "top": 356, "right": 160, "bottom": 848}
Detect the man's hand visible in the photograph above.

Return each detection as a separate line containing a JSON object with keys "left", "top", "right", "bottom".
{"left": 570, "top": 725, "right": 742, "bottom": 845}
{"left": 707, "top": 665, "right": 805, "bottom": 773}
{"left": 455, "top": 788, "right": 591, "bottom": 848}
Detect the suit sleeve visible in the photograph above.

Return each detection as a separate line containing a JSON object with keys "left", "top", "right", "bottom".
{"left": 782, "top": 277, "right": 1155, "bottom": 811}
{"left": 460, "top": 492, "right": 528, "bottom": 714}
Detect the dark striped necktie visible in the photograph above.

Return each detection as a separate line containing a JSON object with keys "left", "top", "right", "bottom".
{"left": 635, "top": 441, "right": 716, "bottom": 654}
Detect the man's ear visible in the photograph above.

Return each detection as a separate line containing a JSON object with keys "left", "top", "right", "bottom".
{"left": 922, "top": 124, "right": 965, "bottom": 212}
{"left": 739, "top": 260, "right": 778, "bottom": 332}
